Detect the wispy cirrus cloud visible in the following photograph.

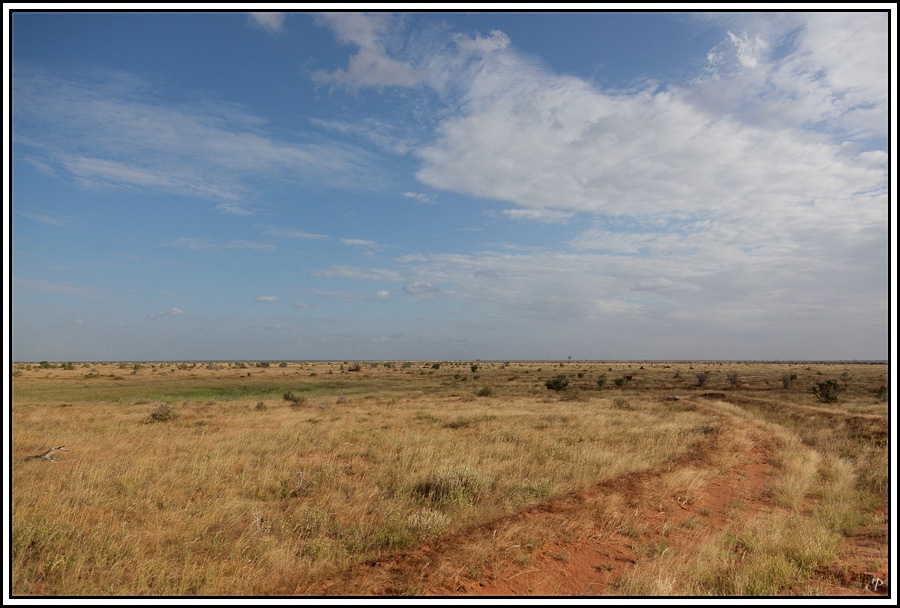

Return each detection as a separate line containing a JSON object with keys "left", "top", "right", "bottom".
{"left": 341, "top": 238, "right": 380, "bottom": 248}
{"left": 167, "top": 237, "right": 276, "bottom": 252}
{"left": 17, "top": 209, "right": 70, "bottom": 226}
{"left": 256, "top": 295, "right": 279, "bottom": 302}
{"left": 312, "top": 265, "right": 403, "bottom": 282}
{"left": 14, "top": 67, "right": 389, "bottom": 212}
{"left": 266, "top": 227, "right": 330, "bottom": 240}
{"left": 13, "top": 278, "right": 108, "bottom": 299}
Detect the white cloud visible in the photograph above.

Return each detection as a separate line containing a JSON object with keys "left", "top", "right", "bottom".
{"left": 311, "top": 117, "right": 417, "bottom": 155}
{"left": 256, "top": 296, "right": 279, "bottom": 302}
{"left": 17, "top": 210, "right": 70, "bottom": 226}
{"left": 376, "top": 290, "right": 390, "bottom": 298}
{"left": 248, "top": 12, "right": 286, "bottom": 34}
{"left": 13, "top": 278, "right": 107, "bottom": 299}
{"left": 453, "top": 29, "right": 511, "bottom": 55}
{"left": 402, "top": 282, "right": 441, "bottom": 295}
{"left": 341, "top": 238, "right": 380, "bottom": 247}
{"left": 312, "top": 265, "right": 404, "bottom": 282}
{"left": 167, "top": 238, "right": 276, "bottom": 252}
{"left": 402, "top": 191, "right": 433, "bottom": 204}
{"left": 312, "top": 13, "right": 422, "bottom": 89}
{"left": 266, "top": 227, "right": 330, "bottom": 240}
{"left": 495, "top": 208, "right": 574, "bottom": 224}
{"left": 726, "top": 31, "right": 768, "bottom": 69}
{"left": 14, "top": 68, "right": 389, "bottom": 208}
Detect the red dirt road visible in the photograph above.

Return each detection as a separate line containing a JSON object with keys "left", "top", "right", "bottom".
{"left": 317, "top": 399, "right": 889, "bottom": 598}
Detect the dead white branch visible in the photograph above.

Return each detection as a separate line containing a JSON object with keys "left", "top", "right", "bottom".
{"left": 24, "top": 446, "right": 70, "bottom": 462}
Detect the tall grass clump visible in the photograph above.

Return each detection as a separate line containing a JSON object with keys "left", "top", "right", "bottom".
{"left": 412, "top": 467, "right": 490, "bottom": 509}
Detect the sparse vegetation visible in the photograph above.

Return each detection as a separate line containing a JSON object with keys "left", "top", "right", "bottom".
{"left": 11, "top": 360, "right": 887, "bottom": 596}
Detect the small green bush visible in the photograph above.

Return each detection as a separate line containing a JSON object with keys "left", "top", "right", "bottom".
{"left": 545, "top": 376, "right": 569, "bottom": 392}
{"left": 812, "top": 380, "right": 841, "bottom": 403}
{"left": 597, "top": 374, "right": 607, "bottom": 389}
{"left": 476, "top": 386, "right": 493, "bottom": 397}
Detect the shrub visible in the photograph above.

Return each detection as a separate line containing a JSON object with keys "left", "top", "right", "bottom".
{"left": 782, "top": 373, "right": 796, "bottom": 389}
{"left": 148, "top": 403, "right": 177, "bottom": 423}
{"left": 470, "top": 364, "right": 478, "bottom": 373}
{"left": 597, "top": 374, "right": 607, "bottom": 389}
{"left": 614, "top": 398, "right": 631, "bottom": 410}
{"left": 283, "top": 391, "right": 308, "bottom": 406}
{"left": 255, "top": 401, "right": 267, "bottom": 411}
{"left": 476, "top": 386, "right": 493, "bottom": 397}
{"left": 545, "top": 376, "right": 569, "bottom": 392}
{"left": 726, "top": 372, "right": 739, "bottom": 387}
{"left": 613, "top": 377, "right": 626, "bottom": 387}
{"left": 431, "top": 362, "right": 441, "bottom": 370}
{"left": 695, "top": 371, "right": 710, "bottom": 388}
{"left": 812, "top": 380, "right": 841, "bottom": 403}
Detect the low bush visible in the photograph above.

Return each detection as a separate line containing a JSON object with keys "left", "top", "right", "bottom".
{"left": 812, "top": 380, "right": 841, "bottom": 403}
{"left": 545, "top": 376, "right": 569, "bottom": 392}
{"left": 148, "top": 403, "right": 177, "bottom": 423}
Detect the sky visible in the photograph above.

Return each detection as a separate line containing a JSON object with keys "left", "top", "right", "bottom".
{"left": 5, "top": 6, "right": 895, "bottom": 362}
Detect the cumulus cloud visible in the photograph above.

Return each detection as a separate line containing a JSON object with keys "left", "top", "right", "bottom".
{"left": 312, "top": 12, "right": 422, "bottom": 89}
{"left": 248, "top": 12, "right": 286, "bottom": 34}
{"left": 726, "top": 31, "right": 768, "bottom": 68}
{"left": 376, "top": 290, "right": 390, "bottom": 298}
{"left": 256, "top": 296, "right": 279, "bottom": 302}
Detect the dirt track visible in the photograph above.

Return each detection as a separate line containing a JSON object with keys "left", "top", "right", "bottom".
{"left": 320, "top": 397, "right": 889, "bottom": 598}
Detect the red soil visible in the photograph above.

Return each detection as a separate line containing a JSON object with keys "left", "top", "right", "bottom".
{"left": 316, "top": 401, "right": 890, "bottom": 598}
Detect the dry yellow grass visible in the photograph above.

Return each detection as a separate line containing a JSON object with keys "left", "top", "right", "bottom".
{"left": 11, "top": 360, "right": 889, "bottom": 596}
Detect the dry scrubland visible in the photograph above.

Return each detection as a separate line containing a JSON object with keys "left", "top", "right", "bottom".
{"left": 11, "top": 360, "right": 889, "bottom": 596}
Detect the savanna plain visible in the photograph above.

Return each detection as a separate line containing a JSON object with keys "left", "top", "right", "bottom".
{"left": 10, "top": 359, "right": 890, "bottom": 597}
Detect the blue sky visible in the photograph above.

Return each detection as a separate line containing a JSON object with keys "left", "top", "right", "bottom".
{"left": 7, "top": 8, "right": 893, "bottom": 362}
